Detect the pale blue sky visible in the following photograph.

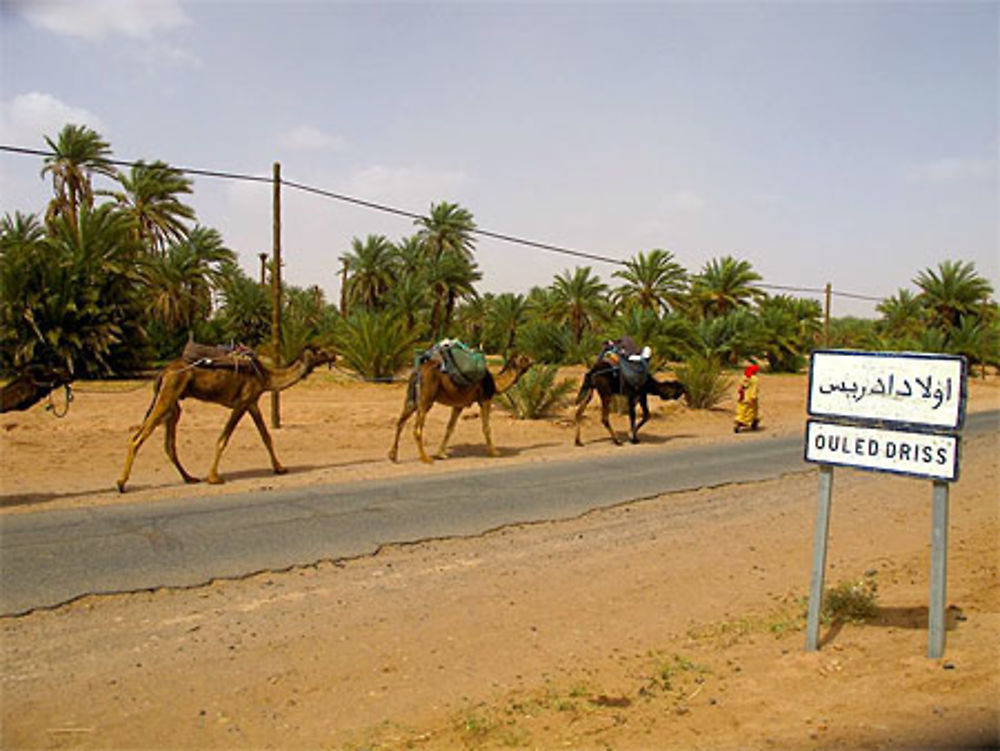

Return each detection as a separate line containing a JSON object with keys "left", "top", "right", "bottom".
{"left": 2, "top": 0, "right": 997, "bottom": 317}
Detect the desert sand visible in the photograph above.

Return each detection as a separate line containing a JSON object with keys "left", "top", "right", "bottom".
{"left": 1, "top": 367, "right": 998, "bottom": 749}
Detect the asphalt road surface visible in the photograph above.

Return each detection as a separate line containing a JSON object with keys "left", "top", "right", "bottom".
{"left": 2, "top": 410, "right": 997, "bottom": 616}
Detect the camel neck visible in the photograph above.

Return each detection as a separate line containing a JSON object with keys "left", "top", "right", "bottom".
{"left": 266, "top": 358, "right": 312, "bottom": 391}
{"left": 494, "top": 366, "right": 522, "bottom": 394}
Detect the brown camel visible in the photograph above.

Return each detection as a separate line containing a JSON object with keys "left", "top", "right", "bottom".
{"left": 574, "top": 356, "right": 686, "bottom": 446}
{"left": 389, "top": 352, "right": 534, "bottom": 464}
{"left": 0, "top": 363, "right": 72, "bottom": 413}
{"left": 116, "top": 344, "right": 337, "bottom": 492}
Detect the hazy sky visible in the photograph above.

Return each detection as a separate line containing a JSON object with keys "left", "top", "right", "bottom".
{"left": 2, "top": 0, "right": 997, "bottom": 317}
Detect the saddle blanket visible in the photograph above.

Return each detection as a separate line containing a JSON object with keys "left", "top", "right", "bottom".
{"left": 416, "top": 340, "right": 487, "bottom": 387}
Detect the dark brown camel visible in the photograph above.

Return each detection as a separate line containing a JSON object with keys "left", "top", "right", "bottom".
{"left": 116, "top": 344, "right": 336, "bottom": 491}
{"left": 389, "top": 352, "right": 534, "bottom": 464}
{"left": 0, "top": 364, "right": 72, "bottom": 413}
{"left": 574, "top": 356, "right": 686, "bottom": 446}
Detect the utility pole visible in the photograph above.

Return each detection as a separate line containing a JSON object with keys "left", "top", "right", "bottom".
{"left": 339, "top": 259, "right": 349, "bottom": 317}
{"left": 270, "top": 162, "right": 282, "bottom": 429}
{"left": 823, "top": 282, "right": 832, "bottom": 347}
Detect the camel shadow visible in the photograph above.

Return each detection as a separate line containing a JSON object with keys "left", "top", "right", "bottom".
{"left": 0, "top": 462, "right": 338, "bottom": 508}
{"left": 437, "top": 441, "right": 559, "bottom": 459}
{"left": 632, "top": 432, "right": 696, "bottom": 445}
{"left": 577, "top": 432, "right": 696, "bottom": 447}
{"left": 0, "top": 492, "right": 66, "bottom": 510}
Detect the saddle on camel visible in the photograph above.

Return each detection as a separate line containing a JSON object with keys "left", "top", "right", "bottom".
{"left": 181, "top": 339, "right": 262, "bottom": 374}
{"left": 574, "top": 335, "right": 686, "bottom": 446}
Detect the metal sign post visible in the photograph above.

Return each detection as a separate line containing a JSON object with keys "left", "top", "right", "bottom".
{"left": 805, "top": 465, "right": 833, "bottom": 651}
{"left": 928, "top": 481, "right": 949, "bottom": 659}
{"left": 803, "top": 350, "right": 966, "bottom": 659}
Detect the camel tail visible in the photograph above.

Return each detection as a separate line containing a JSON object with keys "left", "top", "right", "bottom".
{"left": 405, "top": 370, "right": 420, "bottom": 408}
{"left": 481, "top": 370, "right": 497, "bottom": 401}
{"left": 575, "top": 370, "right": 594, "bottom": 405}
{"left": 142, "top": 373, "right": 165, "bottom": 421}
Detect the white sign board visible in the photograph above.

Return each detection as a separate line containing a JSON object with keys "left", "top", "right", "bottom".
{"left": 808, "top": 350, "right": 966, "bottom": 430}
{"left": 805, "top": 420, "right": 960, "bottom": 481}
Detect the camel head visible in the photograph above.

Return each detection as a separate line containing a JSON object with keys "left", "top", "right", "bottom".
{"left": 502, "top": 352, "right": 534, "bottom": 376}
{"left": 299, "top": 344, "right": 338, "bottom": 372}
{"left": 651, "top": 377, "right": 686, "bottom": 402}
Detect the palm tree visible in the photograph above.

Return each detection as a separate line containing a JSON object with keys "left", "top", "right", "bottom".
{"left": 384, "top": 273, "right": 431, "bottom": 334}
{"left": 453, "top": 293, "right": 490, "bottom": 347}
{"left": 877, "top": 288, "right": 925, "bottom": 341}
{"left": 391, "top": 235, "right": 425, "bottom": 278}
{"left": 424, "top": 250, "right": 482, "bottom": 339}
{"left": 2, "top": 203, "right": 147, "bottom": 377}
{"left": 693, "top": 309, "right": 759, "bottom": 365}
{"left": 415, "top": 201, "right": 477, "bottom": 261}
{"left": 612, "top": 249, "right": 689, "bottom": 315}
{"left": 216, "top": 268, "right": 271, "bottom": 346}
{"left": 144, "top": 226, "right": 235, "bottom": 335}
{"left": 689, "top": 255, "right": 764, "bottom": 319}
{"left": 340, "top": 234, "right": 396, "bottom": 312}
{"left": 549, "top": 266, "right": 610, "bottom": 344}
{"left": 913, "top": 260, "right": 994, "bottom": 330}
{"left": 40, "top": 124, "right": 117, "bottom": 232}
{"left": 108, "top": 160, "right": 195, "bottom": 254}
{"left": 756, "top": 295, "right": 809, "bottom": 372}
{"left": 486, "top": 292, "right": 529, "bottom": 356}
{"left": 1, "top": 213, "right": 48, "bottom": 373}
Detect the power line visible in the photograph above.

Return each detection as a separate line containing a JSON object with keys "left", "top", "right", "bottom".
{"left": 1, "top": 143, "right": 884, "bottom": 302}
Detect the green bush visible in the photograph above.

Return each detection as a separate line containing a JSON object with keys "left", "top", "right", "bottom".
{"left": 335, "top": 309, "right": 421, "bottom": 381}
{"left": 498, "top": 364, "right": 576, "bottom": 419}
{"left": 823, "top": 576, "right": 879, "bottom": 623}
{"left": 675, "top": 354, "right": 731, "bottom": 409}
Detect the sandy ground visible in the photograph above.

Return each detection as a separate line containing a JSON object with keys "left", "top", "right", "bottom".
{"left": 1, "top": 367, "right": 998, "bottom": 749}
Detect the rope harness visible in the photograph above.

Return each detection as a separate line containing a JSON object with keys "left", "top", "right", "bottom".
{"left": 44, "top": 382, "right": 73, "bottom": 418}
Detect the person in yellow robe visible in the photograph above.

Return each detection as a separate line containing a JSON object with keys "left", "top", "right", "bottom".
{"left": 734, "top": 363, "right": 761, "bottom": 433}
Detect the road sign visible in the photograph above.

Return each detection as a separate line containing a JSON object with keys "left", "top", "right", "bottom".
{"left": 808, "top": 350, "right": 966, "bottom": 430}
{"left": 804, "top": 350, "right": 968, "bottom": 659}
{"left": 805, "top": 419, "right": 960, "bottom": 481}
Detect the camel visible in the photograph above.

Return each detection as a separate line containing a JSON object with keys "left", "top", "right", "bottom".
{"left": 0, "top": 363, "right": 72, "bottom": 413}
{"left": 116, "top": 343, "right": 337, "bottom": 492}
{"left": 389, "top": 351, "right": 534, "bottom": 464}
{"left": 574, "top": 356, "right": 686, "bottom": 446}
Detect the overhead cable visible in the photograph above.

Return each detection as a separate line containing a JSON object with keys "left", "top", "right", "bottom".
{"left": 1, "top": 143, "right": 883, "bottom": 301}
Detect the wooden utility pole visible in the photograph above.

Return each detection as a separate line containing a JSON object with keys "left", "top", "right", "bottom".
{"left": 823, "top": 282, "right": 832, "bottom": 347}
{"left": 270, "top": 162, "right": 282, "bottom": 428}
{"left": 339, "top": 259, "right": 349, "bottom": 317}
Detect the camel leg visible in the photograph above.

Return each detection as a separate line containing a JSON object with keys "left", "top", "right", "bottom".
{"left": 164, "top": 403, "right": 199, "bottom": 484}
{"left": 206, "top": 407, "right": 248, "bottom": 484}
{"left": 117, "top": 390, "right": 176, "bottom": 492}
{"left": 435, "top": 406, "right": 462, "bottom": 459}
{"left": 600, "top": 394, "right": 622, "bottom": 445}
{"left": 389, "top": 398, "right": 417, "bottom": 462}
{"left": 413, "top": 405, "right": 434, "bottom": 464}
{"left": 573, "top": 387, "right": 593, "bottom": 446}
{"left": 631, "top": 393, "right": 651, "bottom": 443}
{"left": 248, "top": 403, "right": 287, "bottom": 475}
{"left": 480, "top": 400, "right": 498, "bottom": 457}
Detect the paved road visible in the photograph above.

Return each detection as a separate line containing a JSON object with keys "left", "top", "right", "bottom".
{"left": 2, "top": 410, "right": 997, "bottom": 615}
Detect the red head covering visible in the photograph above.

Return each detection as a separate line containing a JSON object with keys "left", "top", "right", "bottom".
{"left": 744, "top": 364, "right": 760, "bottom": 378}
